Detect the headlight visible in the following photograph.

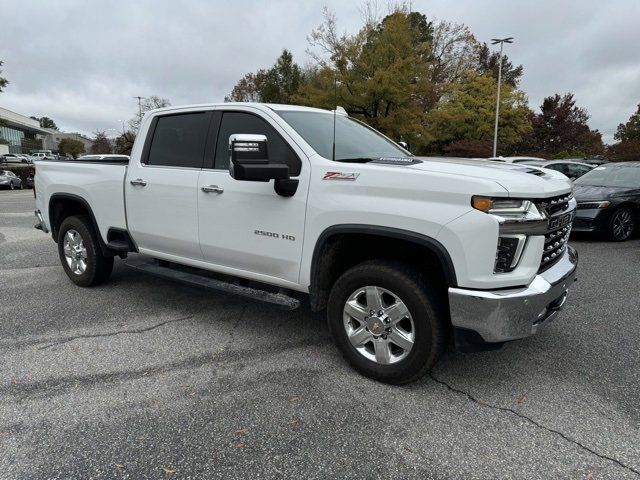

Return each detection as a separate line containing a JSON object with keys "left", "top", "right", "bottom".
{"left": 472, "top": 196, "right": 544, "bottom": 221}
{"left": 577, "top": 201, "right": 610, "bottom": 209}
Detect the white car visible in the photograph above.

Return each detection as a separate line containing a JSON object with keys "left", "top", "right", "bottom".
{"left": 33, "top": 103, "right": 578, "bottom": 384}
{"left": 489, "top": 156, "right": 547, "bottom": 164}
{"left": 2, "top": 153, "right": 32, "bottom": 164}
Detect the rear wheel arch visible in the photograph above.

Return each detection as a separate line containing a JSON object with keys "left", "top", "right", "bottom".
{"left": 309, "top": 225, "right": 457, "bottom": 312}
{"left": 48, "top": 194, "right": 110, "bottom": 255}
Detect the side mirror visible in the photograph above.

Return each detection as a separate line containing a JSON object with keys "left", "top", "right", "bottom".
{"left": 229, "top": 134, "right": 289, "bottom": 182}
{"left": 228, "top": 134, "right": 299, "bottom": 197}
{"left": 398, "top": 141, "right": 410, "bottom": 152}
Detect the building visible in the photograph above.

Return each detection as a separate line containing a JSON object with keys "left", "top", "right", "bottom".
{"left": 0, "top": 106, "right": 48, "bottom": 154}
{"left": 42, "top": 129, "right": 94, "bottom": 154}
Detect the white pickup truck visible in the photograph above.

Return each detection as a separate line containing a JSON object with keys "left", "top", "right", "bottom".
{"left": 34, "top": 103, "right": 578, "bottom": 384}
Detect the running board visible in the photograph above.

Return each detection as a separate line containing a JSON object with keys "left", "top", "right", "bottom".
{"left": 124, "top": 257, "right": 300, "bottom": 310}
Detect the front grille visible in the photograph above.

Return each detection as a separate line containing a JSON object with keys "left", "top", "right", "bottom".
{"left": 539, "top": 192, "right": 573, "bottom": 216}
{"left": 537, "top": 194, "right": 574, "bottom": 272}
{"left": 540, "top": 225, "right": 571, "bottom": 271}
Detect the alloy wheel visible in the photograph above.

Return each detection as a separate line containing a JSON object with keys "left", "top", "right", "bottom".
{"left": 612, "top": 209, "right": 634, "bottom": 240}
{"left": 63, "top": 229, "right": 88, "bottom": 275}
{"left": 343, "top": 286, "right": 415, "bottom": 365}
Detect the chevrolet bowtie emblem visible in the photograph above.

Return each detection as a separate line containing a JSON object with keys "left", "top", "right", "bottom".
{"left": 372, "top": 322, "right": 380, "bottom": 331}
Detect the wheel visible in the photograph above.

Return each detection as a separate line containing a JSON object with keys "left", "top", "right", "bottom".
{"left": 9, "top": 183, "right": 14, "bottom": 190}
{"left": 57, "top": 215, "right": 114, "bottom": 286}
{"left": 327, "top": 260, "right": 446, "bottom": 384}
{"left": 608, "top": 207, "right": 635, "bottom": 241}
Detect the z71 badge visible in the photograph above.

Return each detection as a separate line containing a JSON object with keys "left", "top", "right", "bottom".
{"left": 323, "top": 172, "right": 360, "bottom": 181}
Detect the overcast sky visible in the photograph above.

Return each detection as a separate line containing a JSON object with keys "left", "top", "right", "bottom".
{"left": 1, "top": 0, "right": 638, "bottom": 143}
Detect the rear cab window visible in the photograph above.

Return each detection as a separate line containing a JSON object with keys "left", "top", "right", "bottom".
{"left": 145, "top": 112, "right": 212, "bottom": 168}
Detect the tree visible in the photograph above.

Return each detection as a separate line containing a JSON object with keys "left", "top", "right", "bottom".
{"left": 297, "top": 7, "right": 436, "bottom": 150}
{"left": 614, "top": 104, "right": 640, "bottom": 143}
{"left": 424, "top": 73, "right": 532, "bottom": 155}
{"left": 225, "top": 50, "right": 302, "bottom": 103}
{"left": 128, "top": 95, "right": 171, "bottom": 132}
{"left": 225, "top": 70, "right": 268, "bottom": 102}
{"left": 0, "top": 60, "right": 7, "bottom": 93}
{"left": 30, "top": 116, "right": 59, "bottom": 130}
{"left": 58, "top": 138, "right": 85, "bottom": 158}
{"left": 476, "top": 43, "right": 523, "bottom": 87}
{"left": 90, "top": 131, "right": 112, "bottom": 154}
{"left": 525, "top": 93, "right": 604, "bottom": 156}
{"left": 114, "top": 130, "right": 136, "bottom": 155}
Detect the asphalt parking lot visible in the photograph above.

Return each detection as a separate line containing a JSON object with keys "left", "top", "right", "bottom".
{"left": 1, "top": 189, "right": 639, "bottom": 480}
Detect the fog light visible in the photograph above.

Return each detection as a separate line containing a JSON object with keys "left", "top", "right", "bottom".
{"left": 495, "top": 235, "right": 526, "bottom": 273}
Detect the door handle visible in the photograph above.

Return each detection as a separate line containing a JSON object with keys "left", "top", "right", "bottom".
{"left": 130, "top": 179, "right": 147, "bottom": 187}
{"left": 201, "top": 185, "right": 224, "bottom": 194}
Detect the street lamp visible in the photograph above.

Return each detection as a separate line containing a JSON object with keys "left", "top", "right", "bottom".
{"left": 491, "top": 37, "right": 514, "bottom": 157}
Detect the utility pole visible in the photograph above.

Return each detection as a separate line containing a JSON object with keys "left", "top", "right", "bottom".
{"left": 491, "top": 37, "right": 514, "bottom": 157}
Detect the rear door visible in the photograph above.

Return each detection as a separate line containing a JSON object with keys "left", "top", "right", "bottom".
{"left": 126, "top": 111, "right": 212, "bottom": 260}
{"left": 197, "top": 108, "right": 309, "bottom": 285}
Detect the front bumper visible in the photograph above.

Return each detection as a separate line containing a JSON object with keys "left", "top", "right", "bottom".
{"left": 572, "top": 208, "right": 611, "bottom": 233}
{"left": 448, "top": 245, "right": 578, "bottom": 343}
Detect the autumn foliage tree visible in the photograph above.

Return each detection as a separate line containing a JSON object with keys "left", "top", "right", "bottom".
{"left": 225, "top": 50, "right": 302, "bottom": 104}
{"left": 608, "top": 104, "right": 640, "bottom": 161}
{"left": 58, "top": 138, "right": 85, "bottom": 158}
{"left": 425, "top": 73, "right": 531, "bottom": 156}
{"left": 90, "top": 131, "right": 112, "bottom": 154}
{"left": 523, "top": 93, "right": 604, "bottom": 157}
{"left": 0, "top": 60, "right": 7, "bottom": 93}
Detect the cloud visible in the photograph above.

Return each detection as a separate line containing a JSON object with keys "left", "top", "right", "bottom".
{"left": 1, "top": 0, "right": 638, "bottom": 143}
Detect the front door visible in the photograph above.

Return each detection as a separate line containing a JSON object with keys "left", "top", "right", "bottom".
{"left": 126, "top": 111, "right": 212, "bottom": 260}
{"left": 197, "top": 109, "right": 308, "bottom": 285}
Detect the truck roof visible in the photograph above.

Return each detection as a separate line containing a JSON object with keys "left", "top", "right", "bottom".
{"left": 148, "top": 103, "right": 333, "bottom": 116}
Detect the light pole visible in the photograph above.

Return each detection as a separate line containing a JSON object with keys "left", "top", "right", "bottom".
{"left": 491, "top": 37, "right": 514, "bottom": 157}
{"left": 133, "top": 96, "right": 146, "bottom": 125}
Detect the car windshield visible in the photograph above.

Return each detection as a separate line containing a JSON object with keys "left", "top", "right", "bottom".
{"left": 574, "top": 165, "right": 640, "bottom": 188}
{"left": 276, "top": 110, "right": 409, "bottom": 162}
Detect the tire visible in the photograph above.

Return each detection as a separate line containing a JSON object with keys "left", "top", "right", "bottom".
{"left": 608, "top": 207, "right": 635, "bottom": 241}
{"left": 57, "top": 215, "right": 114, "bottom": 287}
{"left": 327, "top": 260, "right": 446, "bottom": 384}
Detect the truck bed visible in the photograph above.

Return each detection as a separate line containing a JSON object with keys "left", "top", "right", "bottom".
{"left": 35, "top": 160, "right": 129, "bottom": 244}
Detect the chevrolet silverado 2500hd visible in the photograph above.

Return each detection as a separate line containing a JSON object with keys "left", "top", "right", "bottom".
{"left": 34, "top": 103, "right": 578, "bottom": 384}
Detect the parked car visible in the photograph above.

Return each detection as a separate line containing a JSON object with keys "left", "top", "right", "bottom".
{"left": 25, "top": 172, "right": 35, "bottom": 189}
{"left": 2, "top": 153, "right": 31, "bottom": 164}
{"left": 76, "top": 154, "right": 130, "bottom": 162}
{"left": 573, "top": 162, "right": 640, "bottom": 241}
{"left": 34, "top": 103, "right": 578, "bottom": 384}
{"left": 488, "top": 156, "right": 547, "bottom": 164}
{"left": 0, "top": 170, "right": 23, "bottom": 189}
{"left": 517, "top": 160, "right": 594, "bottom": 181}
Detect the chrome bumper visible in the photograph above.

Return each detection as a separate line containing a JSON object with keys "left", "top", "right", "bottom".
{"left": 448, "top": 246, "right": 578, "bottom": 343}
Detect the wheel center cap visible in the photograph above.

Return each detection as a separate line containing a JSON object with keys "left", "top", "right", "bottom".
{"left": 366, "top": 315, "right": 386, "bottom": 335}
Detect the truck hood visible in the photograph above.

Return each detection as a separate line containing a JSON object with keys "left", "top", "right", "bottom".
{"left": 408, "top": 157, "right": 572, "bottom": 198}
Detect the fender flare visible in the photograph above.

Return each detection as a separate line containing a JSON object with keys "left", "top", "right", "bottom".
{"left": 48, "top": 193, "right": 111, "bottom": 256}
{"left": 309, "top": 224, "right": 458, "bottom": 290}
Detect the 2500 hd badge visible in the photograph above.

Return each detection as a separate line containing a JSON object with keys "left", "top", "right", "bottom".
{"left": 254, "top": 230, "right": 295, "bottom": 241}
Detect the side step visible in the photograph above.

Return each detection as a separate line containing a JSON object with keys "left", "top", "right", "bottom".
{"left": 124, "top": 257, "right": 300, "bottom": 310}
{"left": 106, "top": 240, "right": 130, "bottom": 251}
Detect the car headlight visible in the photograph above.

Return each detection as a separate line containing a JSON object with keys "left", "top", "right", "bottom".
{"left": 577, "top": 201, "right": 610, "bottom": 209}
{"left": 472, "top": 196, "right": 548, "bottom": 273}
{"left": 472, "top": 196, "right": 544, "bottom": 221}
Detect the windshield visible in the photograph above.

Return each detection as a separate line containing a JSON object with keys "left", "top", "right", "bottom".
{"left": 276, "top": 110, "right": 409, "bottom": 161}
{"left": 575, "top": 165, "right": 640, "bottom": 188}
